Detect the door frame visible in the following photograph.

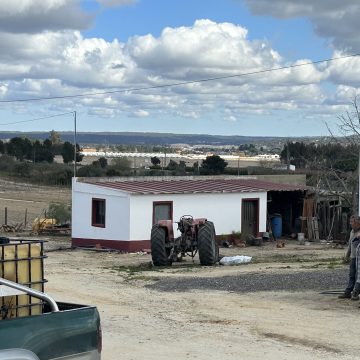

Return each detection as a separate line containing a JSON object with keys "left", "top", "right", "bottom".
{"left": 241, "top": 198, "right": 260, "bottom": 237}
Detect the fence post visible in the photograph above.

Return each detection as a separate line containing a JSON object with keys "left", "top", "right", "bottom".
{"left": 4, "top": 207, "right": 7, "bottom": 226}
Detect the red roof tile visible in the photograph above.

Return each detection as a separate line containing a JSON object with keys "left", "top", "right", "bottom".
{"left": 86, "top": 179, "right": 307, "bottom": 195}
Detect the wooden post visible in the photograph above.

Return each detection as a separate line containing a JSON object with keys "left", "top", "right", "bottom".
{"left": 4, "top": 207, "right": 7, "bottom": 226}
{"left": 24, "top": 208, "right": 28, "bottom": 227}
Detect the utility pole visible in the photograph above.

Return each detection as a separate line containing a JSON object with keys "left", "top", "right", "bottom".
{"left": 73, "top": 111, "right": 77, "bottom": 177}
{"left": 237, "top": 153, "right": 240, "bottom": 176}
{"left": 358, "top": 147, "right": 360, "bottom": 215}
{"left": 286, "top": 139, "right": 290, "bottom": 171}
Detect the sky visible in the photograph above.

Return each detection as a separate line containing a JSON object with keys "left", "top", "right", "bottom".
{"left": 0, "top": 0, "right": 360, "bottom": 137}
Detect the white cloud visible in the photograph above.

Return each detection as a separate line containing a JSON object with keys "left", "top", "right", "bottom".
{"left": 0, "top": 19, "right": 356, "bottom": 126}
{"left": 0, "top": 83, "right": 7, "bottom": 96}
{"left": 128, "top": 19, "right": 280, "bottom": 79}
{"left": 0, "top": 31, "right": 135, "bottom": 88}
{"left": 133, "top": 109, "right": 149, "bottom": 117}
{"left": 0, "top": 0, "right": 137, "bottom": 34}
{"left": 325, "top": 52, "right": 360, "bottom": 87}
{"left": 0, "top": 0, "right": 92, "bottom": 33}
{"left": 333, "top": 85, "right": 360, "bottom": 103}
{"left": 243, "top": 0, "right": 360, "bottom": 52}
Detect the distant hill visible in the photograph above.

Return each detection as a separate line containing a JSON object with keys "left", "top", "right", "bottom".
{"left": 0, "top": 131, "right": 321, "bottom": 146}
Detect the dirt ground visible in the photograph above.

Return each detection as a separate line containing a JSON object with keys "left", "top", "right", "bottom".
{"left": 40, "top": 239, "right": 357, "bottom": 360}
{"left": 0, "top": 178, "right": 70, "bottom": 229}
{"left": 0, "top": 179, "right": 358, "bottom": 360}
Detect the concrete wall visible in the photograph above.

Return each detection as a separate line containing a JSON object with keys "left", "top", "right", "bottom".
{"left": 129, "top": 191, "right": 267, "bottom": 240}
{"left": 72, "top": 179, "right": 130, "bottom": 241}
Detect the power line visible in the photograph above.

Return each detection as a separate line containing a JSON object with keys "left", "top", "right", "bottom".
{"left": 0, "top": 53, "right": 359, "bottom": 104}
{"left": 0, "top": 111, "right": 74, "bottom": 126}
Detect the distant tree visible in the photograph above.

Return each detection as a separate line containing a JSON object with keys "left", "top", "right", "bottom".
{"left": 43, "top": 139, "right": 52, "bottom": 149}
{"left": 280, "top": 142, "right": 309, "bottom": 168}
{"left": 77, "top": 164, "right": 104, "bottom": 177}
{"left": 177, "top": 160, "right": 187, "bottom": 175}
{"left": 92, "top": 157, "right": 108, "bottom": 168}
{"left": 167, "top": 160, "right": 178, "bottom": 171}
{"left": 32, "top": 140, "right": 41, "bottom": 162}
{"left": 98, "top": 157, "right": 108, "bottom": 168}
{"left": 45, "top": 167, "right": 73, "bottom": 186}
{"left": 165, "top": 159, "right": 186, "bottom": 175}
{"left": 105, "top": 168, "right": 121, "bottom": 176}
{"left": 75, "top": 144, "right": 84, "bottom": 163}
{"left": 32, "top": 140, "right": 54, "bottom": 163}
{"left": 280, "top": 141, "right": 357, "bottom": 171}
{"left": 0, "top": 140, "right": 5, "bottom": 154}
{"left": 201, "top": 155, "right": 228, "bottom": 175}
{"left": 61, "top": 142, "right": 74, "bottom": 164}
{"left": 49, "top": 130, "right": 61, "bottom": 145}
{"left": 151, "top": 156, "right": 161, "bottom": 166}
{"left": 239, "top": 143, "right": 256, "bottom": 154}
{"left": 61, "top": 142, "right": 83, "bottom": 163}
{"left": 193, "top": 161, "right": 200, "bottom": 174}
{"left": 6, "top": 137, "right": 32, "bottom": 161}
{"left": 111, "top": 157, "right": 132, "bottom": 172}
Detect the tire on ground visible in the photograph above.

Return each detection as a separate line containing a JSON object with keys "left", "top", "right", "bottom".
{"left": 198, "top": 221, "right": 218, "bottom": 266}
{"left": 151, "top": 225, "right": 170, "bottom": 266}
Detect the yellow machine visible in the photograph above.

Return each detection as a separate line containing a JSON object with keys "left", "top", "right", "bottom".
{"left": 0, "top": 239, "right": 46, "bottom": 318}
{"left": 31, "top": 218, "right": 57, "bottom": 232}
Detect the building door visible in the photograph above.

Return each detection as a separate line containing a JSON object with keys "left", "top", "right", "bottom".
{"left": 241, "top": 199, "right": 259, "bottom": 239}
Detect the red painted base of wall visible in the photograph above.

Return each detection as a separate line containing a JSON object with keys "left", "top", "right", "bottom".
{"left": 72, "top": 238, "right": 151, "bottom": 252}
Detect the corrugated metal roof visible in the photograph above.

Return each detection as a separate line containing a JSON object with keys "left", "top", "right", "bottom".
{"left": 86, "top": 179, "right": 307, "bottom": 195}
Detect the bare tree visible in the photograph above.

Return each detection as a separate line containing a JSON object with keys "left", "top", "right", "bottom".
{"left": 325, "top": 96, "right": 360, "bottom": 213}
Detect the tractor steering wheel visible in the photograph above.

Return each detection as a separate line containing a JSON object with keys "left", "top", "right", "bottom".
{"left": 180, "top": 215, "right": 193, "bottom": 222}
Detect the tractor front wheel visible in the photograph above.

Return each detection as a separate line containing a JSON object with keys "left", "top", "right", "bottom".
{"left": 198, "top": 221, "right": 218, "bottom": 266}
{"left": 151, "top": 225, "right": 171, "bottom": 266}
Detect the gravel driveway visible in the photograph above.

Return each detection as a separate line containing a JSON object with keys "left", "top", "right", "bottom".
{"left": 147, "top": 268, "right": 348, "bottom": 293}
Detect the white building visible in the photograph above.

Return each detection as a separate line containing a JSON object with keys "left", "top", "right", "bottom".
{"left": 72, "top": 177, "right": 306, "bottom": 251}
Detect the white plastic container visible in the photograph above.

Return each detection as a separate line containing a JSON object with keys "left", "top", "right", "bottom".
{"left": 298, "top": 233, "right": 305, "bottom": 241}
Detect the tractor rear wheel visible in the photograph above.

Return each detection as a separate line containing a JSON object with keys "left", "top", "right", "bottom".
{"left": 151, "top": 225, "right": 171, "bottom": 266}
{"left": 198, "top": 221, "right": 218, "bottom": 266}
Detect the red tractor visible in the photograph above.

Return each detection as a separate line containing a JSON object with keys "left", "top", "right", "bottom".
{"left": 150, "top": 215, "right": 219, "bottom": 266}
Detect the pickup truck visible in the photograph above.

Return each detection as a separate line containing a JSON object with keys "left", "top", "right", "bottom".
{"left": 0, "top": 278, "right": 102, "bottom": 360}
{"left": 0, "top": 277, "right": 102, "bottom": 360}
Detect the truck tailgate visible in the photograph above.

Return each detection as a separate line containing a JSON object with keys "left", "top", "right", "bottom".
{"left": 0, "top": 303, "right": 101, "bottom": 360}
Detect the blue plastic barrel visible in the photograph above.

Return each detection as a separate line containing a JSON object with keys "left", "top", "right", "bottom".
{"left": 271, "top": 214, "right": 282, "bottom": 238}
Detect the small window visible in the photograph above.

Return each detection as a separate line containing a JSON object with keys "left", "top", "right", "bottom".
{"left": 153, "top": 201, "right": 173, "bottom": 224}
{"left": 92, "top": 198, "right": 106, "bottom": 227}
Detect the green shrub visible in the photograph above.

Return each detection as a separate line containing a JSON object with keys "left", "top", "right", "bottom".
{"left": 105, "top": 168, "right": 121, "bottom": 176}
{"left": 0, "top": 155, "right": 16, "bottom": 172}
{"left": 47, "top": 202, "right": 71, "bottom": 224}
{"left": 12, "top": 162, "right": 31, "bottom": 177}
{"left": 77, "top": 164, "right": 105, "bottom": 177}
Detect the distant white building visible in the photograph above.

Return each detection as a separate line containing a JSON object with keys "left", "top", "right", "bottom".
{"left": 273, "top": 164, "right": 296, "bottom": 171}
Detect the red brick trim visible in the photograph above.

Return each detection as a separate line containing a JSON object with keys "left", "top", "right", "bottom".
{"left": 72, "top": 238, "right": 150, "bottom": 252}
